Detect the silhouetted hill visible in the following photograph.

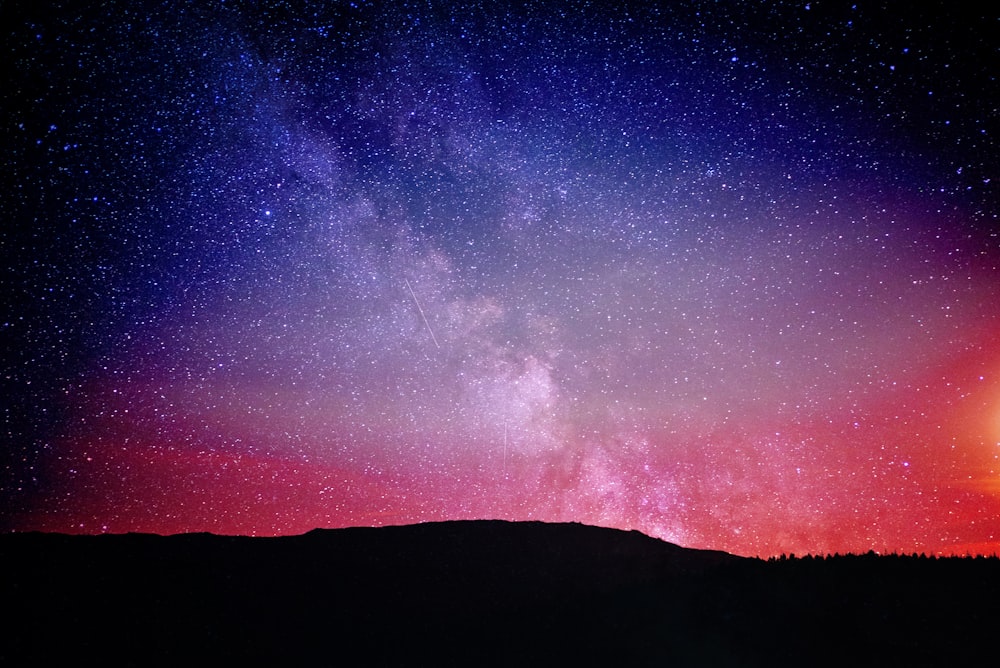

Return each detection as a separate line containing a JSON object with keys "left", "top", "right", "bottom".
{"left": 2, "top": 520, "right": 998, "bottom": 666}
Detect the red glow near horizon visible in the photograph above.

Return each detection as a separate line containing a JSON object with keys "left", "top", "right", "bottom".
{"left": 19, "top": 319, "right": 1000, "bottom": 558}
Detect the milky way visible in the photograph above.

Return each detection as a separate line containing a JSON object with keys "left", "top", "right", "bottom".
{"left": 4, "top": 1, "right": 999, "bottom": 556}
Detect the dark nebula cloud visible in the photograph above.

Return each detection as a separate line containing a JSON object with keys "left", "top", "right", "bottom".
{"left": 3, "top": 1, "right": 999, "bottom": 556}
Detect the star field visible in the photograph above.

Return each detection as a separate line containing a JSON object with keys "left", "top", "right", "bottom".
{"left": 3, "top": 1, "right": 1000, "bottom": 556}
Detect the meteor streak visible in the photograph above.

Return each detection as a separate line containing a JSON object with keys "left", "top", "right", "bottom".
{"left": 405, "top": 278, "right": 440, "bottom": 348}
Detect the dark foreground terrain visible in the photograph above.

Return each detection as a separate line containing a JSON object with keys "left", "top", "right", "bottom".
{"left": 2, "top": 520, "right": 998, "bottom": 666}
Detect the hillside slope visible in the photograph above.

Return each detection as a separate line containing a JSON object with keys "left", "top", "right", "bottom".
{"left": 2, "top": 521, "right": 997, "bottom": 665}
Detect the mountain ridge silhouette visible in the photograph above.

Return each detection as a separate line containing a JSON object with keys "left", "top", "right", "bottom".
{"left": 3, "top": 519, "right": 998, "bottom": 665}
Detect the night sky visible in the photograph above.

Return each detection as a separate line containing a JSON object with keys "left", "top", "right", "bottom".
{"left": 3, "top": 1, "right": 999, "bottom": 557}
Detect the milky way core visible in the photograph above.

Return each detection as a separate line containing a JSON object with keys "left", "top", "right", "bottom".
{"left": 4, "top": 1, "right": 999, "bottom": 556}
